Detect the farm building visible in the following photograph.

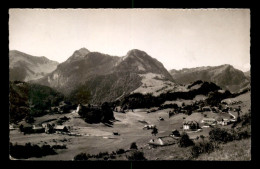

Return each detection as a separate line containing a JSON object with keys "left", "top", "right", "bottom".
{"left": 42, "top": 123, "right": 55, "bottom": 133}
{"left": 114, "top": 106, "right": 125, "bottom": 113}
{"left": 32, "top": 125, "right": 45, "bottom": 133}
{"left": 149, "top": 136, "right": 177, "bottom": 146}
{"left": 202, "top": 106, "right": 211, "bottom": 112}
{"left": 183, "top": 121, "right": 200, "bottom": 131}
{"left": 20, "top": 123, "right": 33, "bottom": 131}
{"left": 54, "top": 125, "right": 69, "bottom": 133}
{"left": 9, "top": 124, "right": 15, "bottom": 130}
{"left": 201, "top": 118, "right": 216, "bottom": 125}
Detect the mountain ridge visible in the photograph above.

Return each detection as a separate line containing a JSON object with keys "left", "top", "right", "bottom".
{"left": 9, "top": 50, "right": 59, "bottom": 82}
{"left": 33, "top": 48, "right": 173, "bottom": 104}
{"left": 169, "top": 64, "right": 250, "bottom": 93}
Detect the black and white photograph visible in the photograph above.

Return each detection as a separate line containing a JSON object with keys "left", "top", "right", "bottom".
{"left": 9, "top": 8, "right": 251, "bottom": 161}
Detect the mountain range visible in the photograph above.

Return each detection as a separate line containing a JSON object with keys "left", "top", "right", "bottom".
{"left": 9, "top": 48, "right": 250, "bottom": 103}
{"left": 169, "top": 65, "right": 250, "bottom": 93}
{"left": 33, "top": 48, "right": 173, "bottom": 103}
{"left": 9, "top": 50, "right": 59, "bottom": 82}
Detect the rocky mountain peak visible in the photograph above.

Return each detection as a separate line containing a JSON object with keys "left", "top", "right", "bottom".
{"left": 126, "top": 49, "right": 147, "bottom": 57}
{"left": 72, "top": 47, "right": 90, "bottom": 58}
{"left": 65, "top": 47, "right": 90, "bottom": 63}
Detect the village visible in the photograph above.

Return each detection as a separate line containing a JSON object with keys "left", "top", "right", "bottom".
{"left": 9, "top": 90, "right": 246, "bottom": 160}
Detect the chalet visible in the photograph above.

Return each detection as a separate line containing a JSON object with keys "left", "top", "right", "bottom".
{"left": 149, "top": 136, "right": 177, "bottom": 146}
{"left": 183, "top": 121, "right": 200, "bottom": 131}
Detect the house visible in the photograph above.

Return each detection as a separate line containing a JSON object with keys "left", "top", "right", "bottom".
{"left": 202, "top": 106, "right": 211, "bottom": 112}
{"left": 32, "top": 125, "right": 45, "bottom": 133}
{"left": 149, "top": 136, "right": 177, "bottom": 146}
{"left": 143, "top": 124, "right": 156, "bottom": 130}
{"left": 201, "top": 118, "right": 216, "bottom": 125}
{"left": 158, "top": 117, "right": 164, "bottom": 121}
{"left": 211, "top": 107, "right": 219, "bottom": 113}
{"left": 20, "top": 123, "right": 33, "bottom": 133}
{"left": 42, "top": 123, "right": 55, "bottom": 133}
{"left": 183, "top": 121, "right": 200, "bottom": 131}
{"left": 216, "top": 117, "right": 224, "bottom": 125}
{"left": 113, "top": 132, "right": 119, "bottom": 135}
{"left": 216, "top": 117, "right": 230, "bottom": 126}
{"left": 9, "top": 124, "right": 15, "bottom": 130}
{"left": 147, "top": 108, "right": 157, "bottom": 113}
{"left": 114, "top": 106, "right": 125, "bottom": 113}
{"left": 54, "top": 125, "right": 69, "bottom": 133}
{"left": 76, "top": 104, "right": 81, "bottom": 113}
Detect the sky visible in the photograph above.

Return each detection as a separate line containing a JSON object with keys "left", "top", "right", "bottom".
{"left": 9, "top": 9, "right": 250, "bottom": 72}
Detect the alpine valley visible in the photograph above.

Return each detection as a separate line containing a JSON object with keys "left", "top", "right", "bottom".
{"left": 9, "top": 48, "right": 251, "bottom": 161}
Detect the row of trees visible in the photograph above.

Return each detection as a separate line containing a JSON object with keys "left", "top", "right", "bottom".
{"left": 9, "top": 142, "right": 57, "bottom": 159}
{"left": 74, "top": 142, "right": 146, "bottom": 161}
{"left": 78, "top": 102, "right": 115, "bottom": 124}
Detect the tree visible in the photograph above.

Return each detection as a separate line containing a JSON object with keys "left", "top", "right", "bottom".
{"left": 200, "top": 135, "right": 205, "bottom": 142}
{"left": 74, "top": 153, "right": 89, "bottom": 161}
{"left": 19, "top": 124, "right": 24, "bottom": 132}
{"left": 209, "top": 127, "right": 233, "bottom": 143}
{"left": 236, "top": 106, "right": 242, "bottom": 122}
{"left": 127, "top": 151, "right": 147, "bottom": 161}
{"left": 178, "top": 132, "right": 194, "bottom": 147}
{"left": 151, "top": 127, "right": 158, "bottom": 136}
{"left": 130, "top": 142, "right": 138, "bottom": 150}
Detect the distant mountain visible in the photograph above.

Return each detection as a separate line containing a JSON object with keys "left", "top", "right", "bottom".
{"left": 34, "top": 48, "right": 174, "bottom": 104}
{"left": 244, "top": 70, "right": 250, "bottom": 80}
{"left": 9, "top": 50, "right": 59, "bottom": 82}
{"left": 169, "top": 64, "right": 250, "bottom": 93}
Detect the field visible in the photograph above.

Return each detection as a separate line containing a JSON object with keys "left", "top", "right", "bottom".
{"left": 9, "top": 91, "right": 251, "bottom": 160}
{"left": 196, "top": 138, "right": 251, "bottom": 161}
